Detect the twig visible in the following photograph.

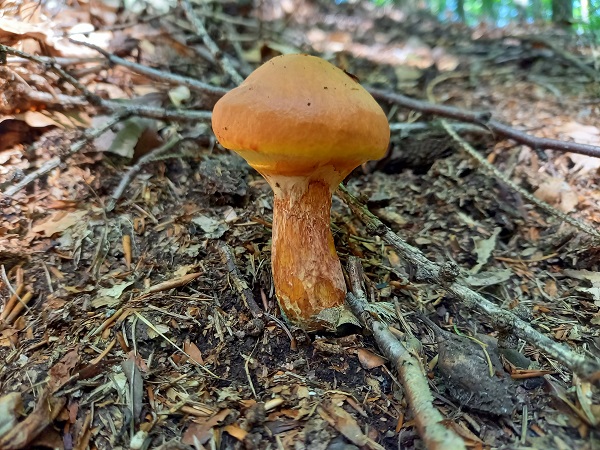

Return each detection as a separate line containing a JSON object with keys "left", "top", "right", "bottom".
{"left": 7, "top": 56, "right": 105, "bottom": 66}
{"left": 2, "top": 114, "right": 126, "bottom": 197}
{"left": 423, "top": 76, "right": 600, "bottom": 240}
{"left": 0, "top": 43, "right": 103, "bottom": 106}
{"left": 389, "top": 122, "right": 487, "bottom": 134}
{"left": 368, "top": 87, "right": 600, "bottom": 158}
{"left": 440, "top": 120, "right": 600, "bottom": 239}
{"left": 517, "top": 35, "right": 598, "bottom": 80}
{"left": 107, "top": 134, "right": 184, "bottom": 210}
{"left": 345, "top": 258, "right": 466, "bottom": 450}
{"left": 5, "top": 291, "right": 34, "bottom": 324}
{"left": 101, "top": 101, "right": 212, "bottom": 122}
{"left": 0, "top": 44, "right": 215, "bottom": 122}
{"left": 337, "top": 185, "right": 600, "bottom": 381}
{"left": 217, "top": 241, "right": 264, "bottom": 319}
{"left": 181, "top": 0, "right": 245, "bottom": 85}
{"left": 69, "top": 39, "right": 228, "bottom": 97}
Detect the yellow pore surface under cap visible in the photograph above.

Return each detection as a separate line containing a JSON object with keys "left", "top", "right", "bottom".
{"left": 212, "top": 54, "right": 390, "bottom": 180}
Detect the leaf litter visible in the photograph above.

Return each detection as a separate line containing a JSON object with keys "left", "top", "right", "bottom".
{"left": 0, "top": 1, "right": 600, "bottom": 449}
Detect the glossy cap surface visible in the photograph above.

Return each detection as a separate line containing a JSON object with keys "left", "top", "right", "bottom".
{"left": 212, "top": 54, "right": 390, "bottom": 180}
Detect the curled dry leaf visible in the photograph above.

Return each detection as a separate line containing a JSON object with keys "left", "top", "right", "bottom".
{"left": 0, "top": 18, "right": 55, "bottom": 50}
{"left": 355, "top": 348, "right": 386, "bottom": 370}
{"left": 181, "top": 408, "right": 232, "bottom": 446}
{"left": 31, "top": 210, "right": 88, "bottom": 237}
{"left": 318, "top": 402, "right": 385, "bottom": 450}
{"left": 533, "top": 177, "right": 579, "bottom": 213}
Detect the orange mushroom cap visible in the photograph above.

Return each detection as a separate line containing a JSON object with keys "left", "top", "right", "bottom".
{"left": 212, "top": 54, "right": 390, "bottom": 181}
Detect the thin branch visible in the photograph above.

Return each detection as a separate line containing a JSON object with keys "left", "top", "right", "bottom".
{"left": 0, "top": 44, "right": 215, "bottom": 122}
{"left": 107, "top": 134, "right": 185, "bottom": 211}
{"left": 440, "top": 120, "right": 600, "bottom": 239}
{"left": 100, "top": 100, "right": 212, "bottom": 121}
{"left": 217, "top": 241, "right": 264, "bottom": 320}
{"left": 181, "top": 0, "right": 245, "bottom": 85}
{"left": 337, "top": 185, "right": 600, "bottom": 381}
{"left": 346, "top": 258, "right": 466, "bottom": 450}
{"left": 69, "top": 39, "right": 228, "bottom": 97}
{"left": 516, "top": 35, "right": 598, "bottom": 80}
{"left": 368, "top": 87, "right": 600, "bottom": 158}
{"left": 0, "top": 43, "right": 104, "bottom": 106}
{"left": 7, "top": 56, "right": 105, "bottom": 66}
{"left": 2, "top": 114, "right": 127, "bottom": 197}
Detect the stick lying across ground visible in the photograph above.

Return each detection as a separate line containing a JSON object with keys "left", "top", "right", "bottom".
{"left": 337, "top": 185, "right": 600, "bottom": 381}
{"left": 368, "top": 87, "right": 600, "bottom": 159}
{"left": 346, "top": 257, "right": 467, "bottom": 450}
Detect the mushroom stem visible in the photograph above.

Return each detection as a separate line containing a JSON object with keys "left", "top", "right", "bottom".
{"left": 270, "top": 178, "right": 346, "bottom": 330}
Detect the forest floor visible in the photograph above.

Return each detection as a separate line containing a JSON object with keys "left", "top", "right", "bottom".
{"left": 1, "top": 1, "right": 600, "bottom": 449}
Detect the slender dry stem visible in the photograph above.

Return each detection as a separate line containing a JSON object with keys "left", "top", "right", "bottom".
{"left": 338, "top": 185, "right": 600, "bottom": 381}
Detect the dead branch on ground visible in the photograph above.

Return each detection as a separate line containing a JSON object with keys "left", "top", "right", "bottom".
{"left": 422, "top": 78, "right": 600, "bottom": 240}
{"left": 217, "top": 241, "right": 265, "bottom": 320}
{"left": 368, "top": 87, "right": 600, "bottom": 158}
{"left": 1, "top": 114, "right": 126, "bottom": 197}
{"left": 337, "top": 185, "right": 600, "bottom": 381}
{"left": 68, "top": 39, "right": 228, "bottom": 97}
{"left": 440, "top": 120, "right": 600, "bottom": 239}
{"left": 107, "top": 134, "right": 185, "bottom": 211}
{"left": 346, "top": 257, "right": 467, "bottom": 450}
{"left": 181, "top": 0, "right": 245, "bottom": 85}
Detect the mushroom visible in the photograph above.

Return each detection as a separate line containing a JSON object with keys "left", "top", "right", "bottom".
{"left": 212, "top": 54, "right": 389, "bottom": 331}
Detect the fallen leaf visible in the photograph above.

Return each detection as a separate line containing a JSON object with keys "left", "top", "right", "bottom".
{"left": 31, "top": 210, "right": 87, "bottom": 237}
{"left": 183, "top": 340, "right": 204, "bottom": 365}
{"left": 534, "top": 177, "right": 579, "bottom": 213}
{"left": 92, "top": 281, "right": 135, "bottom": 308}
{"left": 48, "top": 347, "right": 80, "bottom": 392}
{"left": 471, "top": 227, "right": 501, "bottom": 273}
{"left": 355, "top": 348, "right": 386, "bottom": 370}
{"left": 182, "top": 409, "right": 232, "bottom": 446}
{"left": 222, "top": 424, "right": 248, "bottom": 441}
{"left": 319, "top": 402, "right": 385, "bottom": 450}
{"left": 168, "top": 85, "right": 191, "bottom": 107}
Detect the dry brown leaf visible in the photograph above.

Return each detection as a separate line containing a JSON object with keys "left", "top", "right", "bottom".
{"left": 533, "top": 177, "right": 578, "bottom": 213}
{"left": 48, "top": 347, "right": 80, "bottom": 392}
{"left": 182, "top": 409, "right": 232, "bottom": 446}
{"left": 319, "top": 402, "right": 385, "bottom": 450}
{"left": 222, "top": 424, "right": 248, "bottom": 441}
{"left": 556, "top": 121, "right": 600, "bottom": 145}
{"left": 355, "top": 348, "right": 386, "bottom": 369}
{"left": 31, "top": 210, "right": 88, "bottom": 237}
{"left": 18, "top": 111, "right": 62, "bottom": 128}
{"left": 183, "top": 340, "right": 204, "bottom": 365}
{"left": 0, "top": 18, "right": 54, "bottom": 48}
